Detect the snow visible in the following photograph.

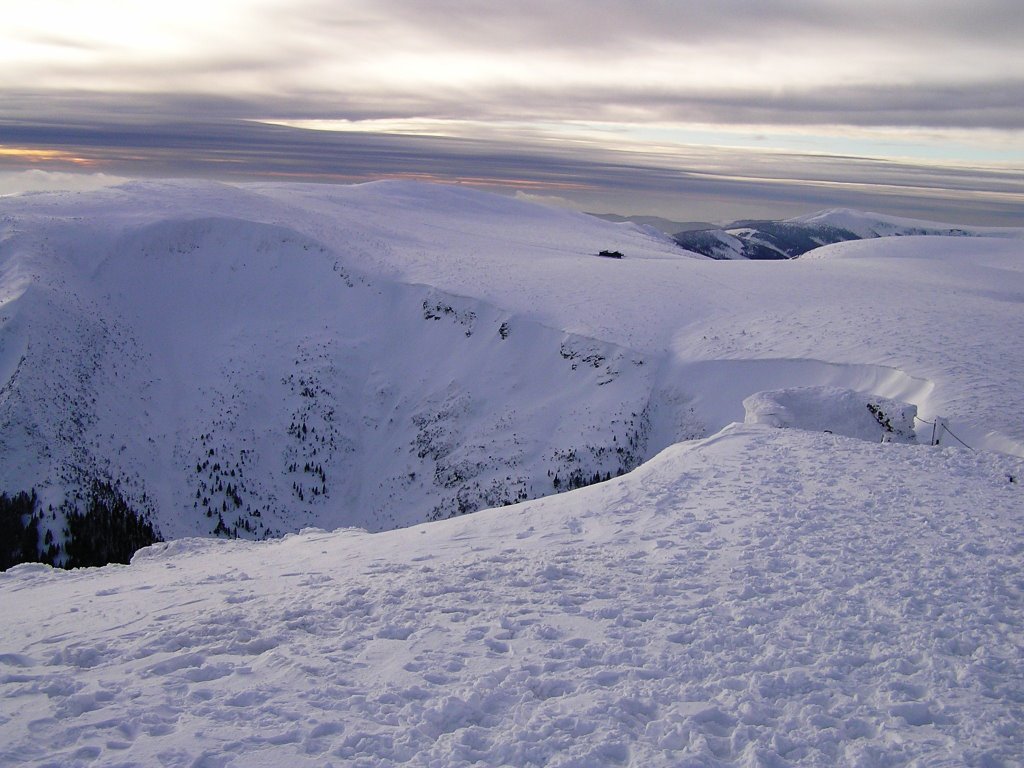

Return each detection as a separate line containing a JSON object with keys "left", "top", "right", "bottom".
{"left": 789, "top": 208, "right": 1024, "bottom": 241}
{"left": 1, "top": 179, "right": 1023, "bottom": 765}
{"left": 1, "top": 187, "right": 663, "bottom": 536}
{"left": 679, "top": 208, "right": 1024, "bottom": 261}
{"left": 1, "top": 426, "right": 1021, "bottom": 766}
{"left": 743, "top": 386, "right": 918, "bottom": 443}
{"left": 2, "top": 180, "right": 1022, "bottom": 519}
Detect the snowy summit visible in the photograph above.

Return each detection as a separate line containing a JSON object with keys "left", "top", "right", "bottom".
{"left": 0, "top": 180, "right": 1022, "bottom": 767}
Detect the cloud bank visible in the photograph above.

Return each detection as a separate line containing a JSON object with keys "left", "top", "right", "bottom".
{"left": 1, "top": 115, "right": 1019, "bottom": 225}
{"left": 1, "top": 1, "right": 1021, "bottom": 223}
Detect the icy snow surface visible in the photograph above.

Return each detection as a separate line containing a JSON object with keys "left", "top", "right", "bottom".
{"left": 2, "top": 427, "right": 1022, "bottom": 767}
{"left": 1, "top": 180, "right": 1023, "bottom": 765}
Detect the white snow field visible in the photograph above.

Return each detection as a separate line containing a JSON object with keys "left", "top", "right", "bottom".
{"left": 1, "top": 180, "right": 1023, "bottom": 765}
{"left": 1, "top": 427, "right": 1021, "bottom": 767}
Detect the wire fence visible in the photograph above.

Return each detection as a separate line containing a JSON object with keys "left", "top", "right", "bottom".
{"left": 914, "top": 415, "right": 976, "bottom": 452}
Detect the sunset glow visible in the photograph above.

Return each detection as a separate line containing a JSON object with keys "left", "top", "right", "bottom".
{"left": 1, "top": 0, "right": 1021, "bottom": 223}
{"left": 0, "top": 147, "right": 97, "bottom": 167}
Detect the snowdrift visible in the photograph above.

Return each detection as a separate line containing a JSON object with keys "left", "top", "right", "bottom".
{"left": 743, "top": 386, "right": 917, "bottom": 444}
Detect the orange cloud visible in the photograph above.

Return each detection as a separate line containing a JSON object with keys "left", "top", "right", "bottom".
{"left": 0, "top": 146, "right": 98, "bottom": 167}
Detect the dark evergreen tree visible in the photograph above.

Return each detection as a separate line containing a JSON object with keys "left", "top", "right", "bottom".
{"left": 63, "top": 481, "right": 162, "bottom": 568}
{"left": 0, "top": 490, "right": 39, "bottom": 571}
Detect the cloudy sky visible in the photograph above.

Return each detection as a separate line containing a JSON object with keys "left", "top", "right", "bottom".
{"left": 2, "top": 0, "right": 1022, "bottom": 224}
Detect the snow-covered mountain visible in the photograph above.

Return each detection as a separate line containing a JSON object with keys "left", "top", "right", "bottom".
{"left": 1, "top": 181, "right": 683, "bottom": 545}
{"left": 1, "top": 180, "right": 1023, "bottom": 766}
{"left": 672, "top": 208, "right": 1024, "bottom": 260}
{"left": 2, "top": 182, "right": 1023, "bottom": 551}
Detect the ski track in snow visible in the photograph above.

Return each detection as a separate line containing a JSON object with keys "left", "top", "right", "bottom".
{"left": 1, "top": 428, "right": 1022, "bottom": 767}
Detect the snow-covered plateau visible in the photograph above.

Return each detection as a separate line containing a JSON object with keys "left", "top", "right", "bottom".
{"left": 1, "top": 180, "right": 1022, "bottom": 766}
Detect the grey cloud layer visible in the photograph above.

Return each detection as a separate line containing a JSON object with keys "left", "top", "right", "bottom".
{"left": 6, "top": 76, "right": 1024, "bottom": 131}
{"left": 2, "top": 115, "right": 1020, "bottom": 225}
{"left": 4, "top": 1, "right": 1024, "bottom": 129}
{"left": 2, "top": 1, "right": 1022, "bottom": 224}
{"left": 301, "top": 0, "right": 1024, "bottom": 51}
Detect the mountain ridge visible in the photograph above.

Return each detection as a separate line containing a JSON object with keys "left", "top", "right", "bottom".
{"left": 671, "top": 208, "right": 1023, "bottom": 260}
{"left": 2, "top": 181, "right": 1022, "bottom": 559}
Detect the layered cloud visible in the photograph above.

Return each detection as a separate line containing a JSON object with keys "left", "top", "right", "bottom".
{"left": 5, "top": 0, "right": 1024, "bottom": 127}
{"left": 1, "top": 1, "right": 1021, "bottom": 222}
{"left": 1, "top": 115, "right": 1019, "bottom": 224}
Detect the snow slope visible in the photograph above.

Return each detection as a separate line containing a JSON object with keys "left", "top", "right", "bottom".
{"left": 1, "top": 181, "right": 1023, "bottom": 766}
{"left": 1, "top": 181, "right": 1023, "bottom": 545}
{"left": 743, "top": 386, "right": 918, "bottom": 443}
{"left": 1, "top": 426, "right": 1021, "bottom": 766}
{"left": 0, "top": 183, "right": 670, "bottom": 539}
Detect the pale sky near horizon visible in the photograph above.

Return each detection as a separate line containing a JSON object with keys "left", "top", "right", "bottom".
{"left": 1, "top": 0, "right": 1022, "bottom": 224}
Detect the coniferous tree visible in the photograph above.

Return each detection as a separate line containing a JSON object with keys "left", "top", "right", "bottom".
{"left": 64, "top": 481, "right": 161, "bottom": 568}
{"left": 0, "top": 490, "right": 41, "bottom": 571}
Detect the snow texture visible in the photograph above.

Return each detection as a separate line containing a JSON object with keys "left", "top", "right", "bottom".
{"left": 2, "top": 180, "right": 1023, "bottom": 544}
{"left": 1, "top": 180, "right": 1023, "bottom": 766}
{"left": 1, "top": 427, "right": 1021, "bottom": 767}
{"left": 743, "top": 386, "right": 918, "bottom": 443}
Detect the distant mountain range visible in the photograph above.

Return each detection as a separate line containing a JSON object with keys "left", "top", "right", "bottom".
{"left": 589, "top": 213, "right": 716, "bottom": 234}
{"left": 669, "top": 209, "right": 1022, "bottom": 260}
